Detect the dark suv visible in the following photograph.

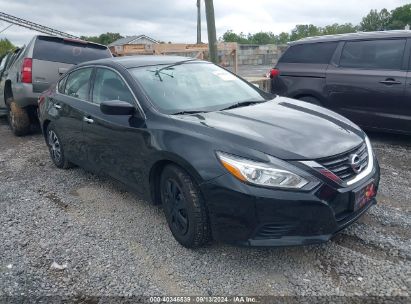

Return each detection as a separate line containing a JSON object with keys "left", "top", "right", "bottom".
{"left": 270, "top": 30, "right": 411, "bottom": 134}
{"left": 0, "top": 35, "right": 112, "bottom": 136}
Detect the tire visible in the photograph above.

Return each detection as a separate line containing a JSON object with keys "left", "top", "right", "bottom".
{"left": 7, "top": 101, "right": 30, "bottom": 136}
{"left": 299, "top": 96, "right": 321, "bottom": 106}
{"left": 46, "top": 123, "right": 73, "bottom": 169}
{"left": 160, "top": 164, "right": 211, "bottom": 248}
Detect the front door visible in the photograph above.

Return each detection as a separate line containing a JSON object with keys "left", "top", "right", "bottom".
{"left": 326, "top": 38, "right": 408, "bottom": 132}
{"left": 82, "top": 67, "right": 148, "bottom": 194}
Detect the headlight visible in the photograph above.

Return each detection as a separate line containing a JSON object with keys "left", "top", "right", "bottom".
{"left": 216, "top": 152, "right": 308, "bottom": 189}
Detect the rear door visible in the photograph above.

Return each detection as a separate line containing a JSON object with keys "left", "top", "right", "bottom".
{"left": 31, "top": 36, "right": 112, "bottom": 93}
{"left": 50, "top": 67, "right": 94, "bottom": 168}
{"left": 0, "top": 53, "right": 11, "bottom": 108}
{"left": 326, "top": 38, "right": 408, "bottom": 132}
{"left": 0, "top": 48, "right": 25, "bottom": 108}
{"left": 273, "top": 42, "right": 338, "bottom": 101}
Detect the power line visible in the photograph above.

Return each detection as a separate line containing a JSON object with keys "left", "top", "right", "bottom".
{"left": 0, "top": 23, "right": 13, "bottom": 34}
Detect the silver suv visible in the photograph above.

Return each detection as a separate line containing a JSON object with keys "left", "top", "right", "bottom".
{"left": 0, "top": 35, "right": 112, "bottom": 136}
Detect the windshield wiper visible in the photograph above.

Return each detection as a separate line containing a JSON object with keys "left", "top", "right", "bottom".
{"left": 148, "top": 69, "right": 174, "bottom": 82}
{"left": 219, "top": 100, "right": 265, "bottom": 111}
{"left": 171, "top": 110, "right": 208, "bottom": 115}
{"left": 148, "top": 59, "right": 197, "bottom": 82}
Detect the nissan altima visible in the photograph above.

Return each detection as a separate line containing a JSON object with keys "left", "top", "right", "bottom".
{"left": 38, "top": 56, "right": 380, "bottom": 248}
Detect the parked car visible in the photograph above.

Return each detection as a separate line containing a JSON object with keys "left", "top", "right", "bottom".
{"left": 38, "top": 56, "right": 380, "bottom": 248}
{"left": 0, "top": 35, "right": 112, "bottom": 136}
{"left": 270, "top": 30, "right": 411, "bottom": 135}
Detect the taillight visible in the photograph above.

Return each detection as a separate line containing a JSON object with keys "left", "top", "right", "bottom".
{"left": 269, "top": 68, "right": 280, "bottom": 79}
{"left": 21, "top": 58, "right": 32, "bottom": 84}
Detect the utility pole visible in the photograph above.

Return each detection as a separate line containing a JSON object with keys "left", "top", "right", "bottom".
{"left": 196, "top": 0, "right": 202, "bottom": 44}
{"left": 204, "top": 0, "right": 218, "bottom": 64}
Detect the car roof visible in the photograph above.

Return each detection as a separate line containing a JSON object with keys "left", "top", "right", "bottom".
{"left": 79, "top": 55, "right": 202, "bottom": 69}
{"left": 290, "top": 30, "right": 411, "bottom": 45}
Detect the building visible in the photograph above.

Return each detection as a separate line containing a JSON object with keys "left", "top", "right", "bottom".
{"left": 108, "top": 35, "right": 159, "bottom": 56}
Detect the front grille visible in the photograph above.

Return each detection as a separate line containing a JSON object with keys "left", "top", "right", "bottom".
{"left": 317, "top": 142, "right": 368, "bottom": 181}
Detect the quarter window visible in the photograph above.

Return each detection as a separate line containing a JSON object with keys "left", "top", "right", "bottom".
{"left": 339, "top": 39, "right": 406, "bottom": 70}
{"left": 64, "top": 68, "right": 93, "bottom": 100}
{"left": 91, "top": 68, "right": 134, "bottom": 105}
{"left": 279, "top": 42, "right": 338, "bottom": 64}
{"left": 58, "top": 76, "right": 67, "bottom": 93}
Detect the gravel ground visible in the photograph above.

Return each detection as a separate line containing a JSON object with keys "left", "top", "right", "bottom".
{"left": 0, "top": 116, "right": 410, "bottom": 301}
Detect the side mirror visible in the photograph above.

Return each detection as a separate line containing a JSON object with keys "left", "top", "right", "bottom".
{"left": 100, "top": 100, "right": 135, "bottom": 116}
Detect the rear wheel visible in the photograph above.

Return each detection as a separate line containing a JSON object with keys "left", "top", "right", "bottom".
{"left": 46, "top": 123, "right": 73, "bottom": 169}
{"left": 7, "top": 101, "right": 30, "bottom": 136}
{"left": 299, "top": 96, "right": 321, "bottom": 106}
{"left": 160, "top": 165, "right": 211, "bottom": 248}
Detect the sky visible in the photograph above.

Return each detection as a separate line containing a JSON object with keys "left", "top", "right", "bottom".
{"left": 0, "top": 0, "right": 410, "bottom": 46}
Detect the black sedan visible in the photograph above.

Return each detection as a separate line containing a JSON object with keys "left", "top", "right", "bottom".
{"left": 38, "top": 56, "right": 380, "bottom": 248}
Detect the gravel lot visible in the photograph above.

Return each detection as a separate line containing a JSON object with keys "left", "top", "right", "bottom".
{"left": 0, "top": 116, "right": 410, "bottom": 300}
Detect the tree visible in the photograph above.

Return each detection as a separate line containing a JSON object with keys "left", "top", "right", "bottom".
{"left": 275, "top": 32, "right": 290, "bottom": 44}
{"left": 221, "top": 30, "right": 250, "bottom": 44}
{"left": 322, "top": 23, "right": 358, "bottom": 35}
{"left": 220, "top": 3, "right": 410, "bottom": 46}
{"left": 80, "top": 32, "right": 123, "bottom": 45}
{"left": 249, "top": 32, "right": 274, "bottom": 44}
{"left": 0, "top": 38, "right": 15, "bottom": 57}
{"left": 290, "top": 24, "right": 321, "bottom": 41}
{"left": 388, "top": 4, "right": 411, "bottom": 29}
{"left": 360, "top": 9, "right": 391, "bottom": 31}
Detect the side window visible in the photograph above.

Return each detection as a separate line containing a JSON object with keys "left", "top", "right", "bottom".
{"left": 64, "top": 68, "right": 93, "bottom": 100}
{"left": 279, "top": 42, "right": 338, "bottom": 64}
{"left": 339, "top": 39, "right": 406, "bottom": 70}
{"left": 92, "top": 68, "right": 134, "bottom": 105}
{"left": 0, "top": 54, "right": 9, "bottom": 72}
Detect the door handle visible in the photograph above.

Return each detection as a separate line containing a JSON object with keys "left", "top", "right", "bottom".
{"left": 379, "top": 79, "right": 401, "bottom": 85}
{"left": 83, "top": 116, "right": 94, "bottom": 124}
{"left": 53, "top": 104, "right": 62, "bottom": 110}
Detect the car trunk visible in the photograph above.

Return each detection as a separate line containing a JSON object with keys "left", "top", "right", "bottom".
{"left": 32, "top": 59, "right": 73, "bottom": 93}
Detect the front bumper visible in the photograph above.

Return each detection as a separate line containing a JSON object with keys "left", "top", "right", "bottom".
{"left": 200, "top": 159, "right": 380, "bottom": 247}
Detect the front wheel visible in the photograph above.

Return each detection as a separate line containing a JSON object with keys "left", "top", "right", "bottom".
{"left": 46, "top": 123, "right": 73, "bottom": 169}
{"left": 160, "top": 165, "right": 211, "bottom": 248}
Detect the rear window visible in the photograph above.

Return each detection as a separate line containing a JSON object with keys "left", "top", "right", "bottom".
{"left": 33, "top": 37, "right": 111, "bottom": 64}
{"left": 279, "top": 42, "right": 338, "bottom": 64}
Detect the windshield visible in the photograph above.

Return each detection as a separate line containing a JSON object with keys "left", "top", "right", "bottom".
{"left": 130, "top": 62, "right": 271, "bottom": 114}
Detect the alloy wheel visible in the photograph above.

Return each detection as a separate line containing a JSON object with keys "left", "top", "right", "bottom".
{"left": 48, "top": 130, "right": 62, "bottom": 163}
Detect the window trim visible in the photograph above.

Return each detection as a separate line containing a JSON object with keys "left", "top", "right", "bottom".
{"left": 337, "top": 38, "right": 407, "bottom": 71}
{"left": 56, "top": 65, "right": 146, "bottom": 119}
{"left": 57, "top": 75, "right": 68, "bottom": 94}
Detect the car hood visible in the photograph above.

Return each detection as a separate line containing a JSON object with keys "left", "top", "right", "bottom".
{"left": 172, "top": 97, "right": 365, "bottom": 160}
